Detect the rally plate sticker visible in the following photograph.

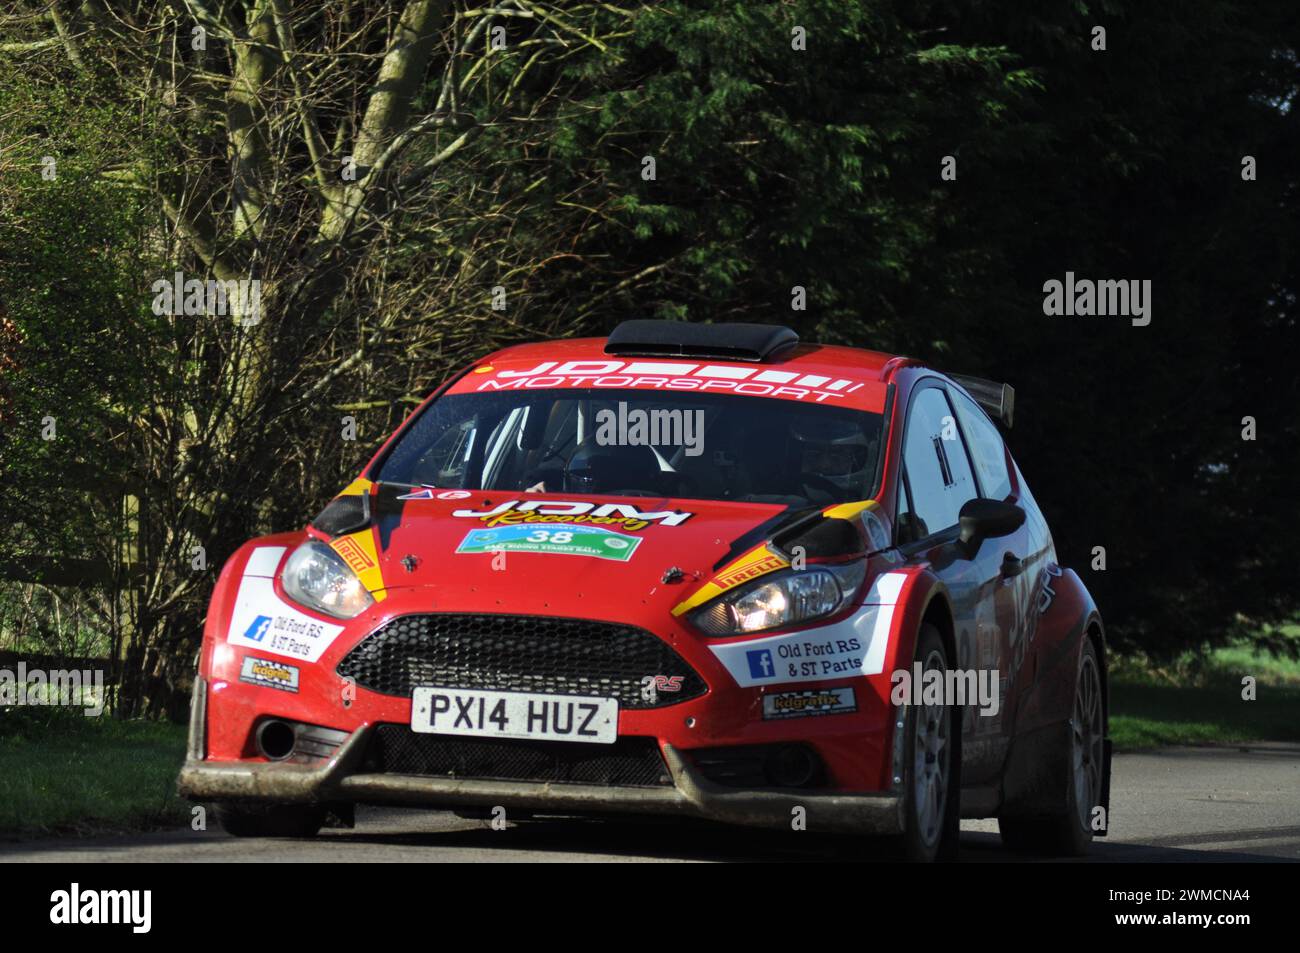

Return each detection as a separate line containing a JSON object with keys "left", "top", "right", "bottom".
{"left": 455, "top": 524, "right": 642, "bottom": 562}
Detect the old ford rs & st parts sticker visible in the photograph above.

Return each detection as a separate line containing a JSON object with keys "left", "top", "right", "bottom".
{"left": 226, "top": 569, "right": 345, "bottom": 663}
{"left": 455, "top": 524, "right": 642, "bottom": 562}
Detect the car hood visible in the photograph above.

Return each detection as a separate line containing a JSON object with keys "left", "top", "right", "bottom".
{"left": 311, "top": 483, "right": 884, "bottom": 625}
{"left": 362, "top": 489, "right": 789, "bottom": 595}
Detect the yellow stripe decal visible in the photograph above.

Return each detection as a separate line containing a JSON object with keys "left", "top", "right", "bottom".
{"left": 822, "top": 498, "right": 879, "bottom": 520}
{"left": 675, "top": 499, "right": 881, "bottom": 617}
{"left": 339, "top": 477, "right": 374, "bottom": 497}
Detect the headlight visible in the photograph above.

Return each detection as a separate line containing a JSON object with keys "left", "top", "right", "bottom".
{"left": 281, "top": 540, "right": 375, "bottom": 619}
{"left": 689, "top": 561, "right": 867, "bottom": 636}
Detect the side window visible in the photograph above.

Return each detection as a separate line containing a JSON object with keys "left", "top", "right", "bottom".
{"left": 408, "top": 418, "right": 479, "bottom": 487}
{"left": 899, "top": 386, "right": 978, "bottom": 540}
{"left": 950, "top": 389, "right": 1013, "bottom": 500}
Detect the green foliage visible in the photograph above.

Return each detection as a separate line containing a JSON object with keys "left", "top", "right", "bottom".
{"left": 546, "top": 1, "right": 1045, "bottom": 345}
{"left": 0, "top": 78, "right": 157, "bottom": 567}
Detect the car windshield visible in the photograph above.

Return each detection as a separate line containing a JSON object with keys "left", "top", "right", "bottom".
{"left": 374, "top": 390, "right": 884, "bottom": 507}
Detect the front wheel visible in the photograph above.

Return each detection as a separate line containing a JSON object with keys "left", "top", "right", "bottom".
{"left": 214, "top": 802, "right": 325, "bottom": 838}
{"left": 898, "top": 623, "right": 959, "bottom": 862}
{"left": 999, "top": 637, "right": 1105, "bottom": 856}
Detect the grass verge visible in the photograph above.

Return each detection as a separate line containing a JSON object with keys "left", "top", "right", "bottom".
{"left": 0, "top": 707, "right": 188, "bottom": 838}
{"left": 1109, "top": 642, "right": 1300, "bottom": 750}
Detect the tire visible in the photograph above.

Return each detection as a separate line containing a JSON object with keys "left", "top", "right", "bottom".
{"left": 898, "top": 623, "right": 960, "bottom": 863}
{"left": 214, "top": 802, "right": 325, "bottom": 838}
{"left": 998, "top": 637, "right": 1105, "bottom": 856}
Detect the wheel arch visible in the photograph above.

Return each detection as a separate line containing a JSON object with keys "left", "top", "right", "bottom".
{"left": 1085, "top": 612, "right": 1109, "bottom": 729}
{"left": 1084, "top": 612, "right": 1112, "bottom": 835}
{"left": 919, "top": 590, "right": 957, "bottom": 667}
{"left": 998, "top": 569, "right": 1107, "bottom": 822}
{"left": 888, "top": 568, "right": 954, "bottom": 668}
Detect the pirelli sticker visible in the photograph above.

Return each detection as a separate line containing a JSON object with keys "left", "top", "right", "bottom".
{"left": 329, "top": 529, "right": 386, "bottom": 601}
{"left": 240, "top": 656, "right": 300, "bottom": 693}
{"left": 671, "top": 543, "right": 789, "bottom": 617}
{"left": 332, "top": 535, "right": 375, "bottom": 573}
{"left": 716, "top": 552, "right": 786, "bottom": 589}
{"left": 762, "top": 687, "right": 856, "bottom": 720}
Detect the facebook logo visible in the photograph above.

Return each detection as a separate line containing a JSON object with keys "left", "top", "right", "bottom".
{"left": 746, "top": 648, "right": 775, "bottom": 679}
{"left": 243, "top": 615, "right": 272, "bottom": 642}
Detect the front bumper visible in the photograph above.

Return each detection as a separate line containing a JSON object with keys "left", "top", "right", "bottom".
{"left": 177, "top": 725, "right": 904, "bottom": 834}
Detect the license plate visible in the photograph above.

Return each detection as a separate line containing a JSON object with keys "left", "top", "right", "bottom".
{"left": 411, "top": 687, "right": 619, "bottom": 744}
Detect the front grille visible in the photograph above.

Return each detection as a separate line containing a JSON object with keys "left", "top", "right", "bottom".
{"left": 364, "top": 725, "right": 672, "bottom": 787}
{"left": 337, "top": 613, "right": 706, "bottom": 709}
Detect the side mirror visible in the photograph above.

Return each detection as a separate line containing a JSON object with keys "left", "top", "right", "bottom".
{"left": 958, "top": 498, "right": 1025, "bottom": 550}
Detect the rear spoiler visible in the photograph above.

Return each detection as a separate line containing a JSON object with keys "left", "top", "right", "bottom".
{"left": 949, "top": 374, "right": 1015, "bottom": 429}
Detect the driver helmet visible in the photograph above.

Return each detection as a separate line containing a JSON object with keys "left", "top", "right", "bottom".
{"left": 790, "top": 414, "right": 872, "bottom": 493}
{"left": 564, "top": 440, "right": 661, "bottom": 495}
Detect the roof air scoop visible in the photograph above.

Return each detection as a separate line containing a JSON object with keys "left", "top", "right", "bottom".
{"left": 604, "top": 320, "right": 799, "bottom": 363}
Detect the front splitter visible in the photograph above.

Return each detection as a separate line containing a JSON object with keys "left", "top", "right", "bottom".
{"left": 177, "top": 726, "right": 903, "bottom": 834}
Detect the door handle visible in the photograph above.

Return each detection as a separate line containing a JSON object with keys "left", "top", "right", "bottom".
{"left": 1000, "top": 552, "right": 1024, "bottom": 578}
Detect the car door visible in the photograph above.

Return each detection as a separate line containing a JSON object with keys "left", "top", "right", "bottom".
{"left": 894, "top": 381, "right": 1014, "bottom": 784}
{"left": 947, "top": 386, "right": 1036, "bottom": 776}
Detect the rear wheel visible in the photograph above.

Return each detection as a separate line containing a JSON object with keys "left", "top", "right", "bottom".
{"left": 998, "top": 638, "right": 1105, "bottom": 856}
{"left": 898, "top": 623, "right": 959, "bottom": 862}
{"left": 214, "top": 802, "right": 325, "bottom": 838}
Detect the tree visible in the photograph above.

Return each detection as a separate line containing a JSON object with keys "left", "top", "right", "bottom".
{"left": 1, "top": 0, "right": 635, "bottom": 715}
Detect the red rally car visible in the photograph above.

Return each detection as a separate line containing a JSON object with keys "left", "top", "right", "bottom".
{"left": 179, "top": 320, "right": 1111, "bottom": 861}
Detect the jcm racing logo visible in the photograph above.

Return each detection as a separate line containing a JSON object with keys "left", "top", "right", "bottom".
{"left": 467, "top": 359, "right": 867, "bottom": 404}
{"left": 453, "top": 499, "right": 692, "bottom": 531}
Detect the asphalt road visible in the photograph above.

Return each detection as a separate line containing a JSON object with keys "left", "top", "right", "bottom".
{"left": 4, "top": 744, "right": 1298, "bottom": 862}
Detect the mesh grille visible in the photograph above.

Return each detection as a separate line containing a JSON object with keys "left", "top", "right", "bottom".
{"left": 365, "top": 725, "right": 672, "bottom": 787}
{"left": 337, "top": 613, "right": 706, "bottom": 709}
